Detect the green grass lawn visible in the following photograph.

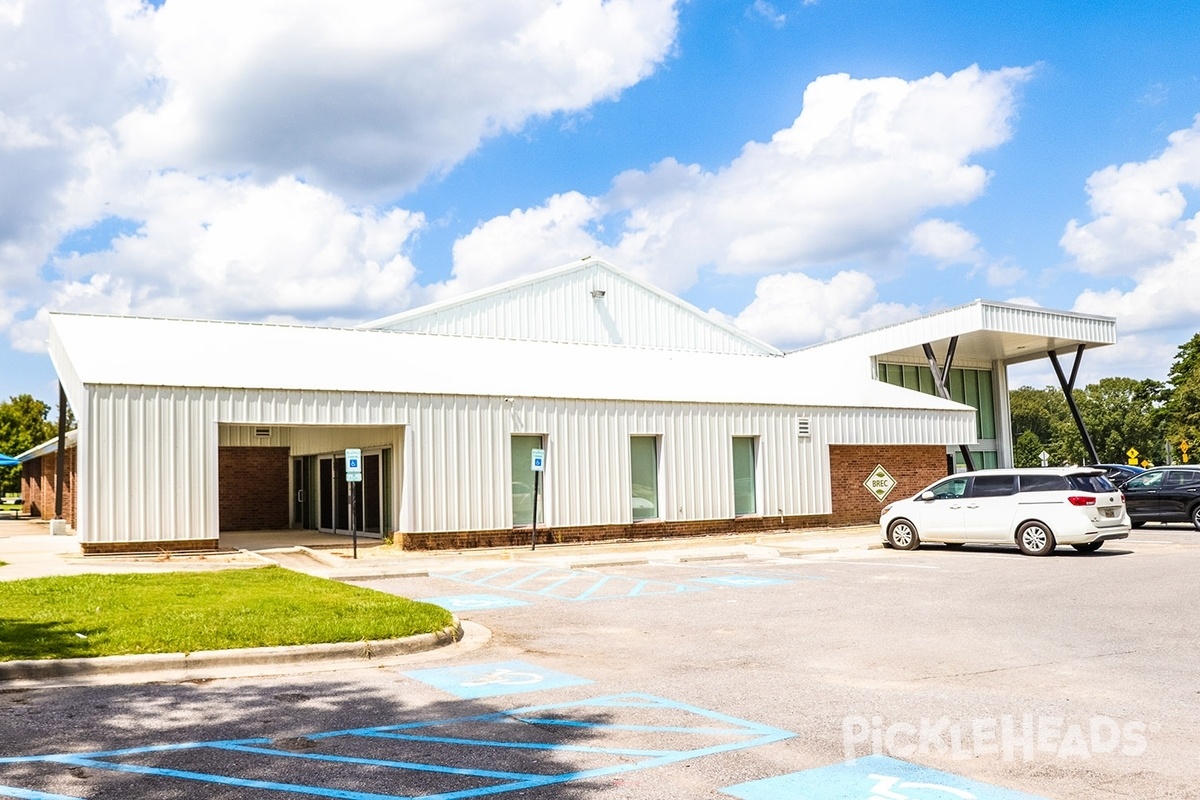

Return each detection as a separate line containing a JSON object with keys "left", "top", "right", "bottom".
{"left": 0, "top": 566, "right": 454, "bottom": 661}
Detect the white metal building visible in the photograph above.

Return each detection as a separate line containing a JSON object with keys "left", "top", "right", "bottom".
{"left": 30, "top": 258, "right": 1118, "bottom": 553}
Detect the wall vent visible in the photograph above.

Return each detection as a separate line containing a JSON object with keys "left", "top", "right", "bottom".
{"left": 254, "top": 427, "right": 272, "bottom": 438}
{"left": 796, "top": 417, "right": 811, "bottom": 438}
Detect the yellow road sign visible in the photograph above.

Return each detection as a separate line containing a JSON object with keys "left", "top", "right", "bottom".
{"left": 1181, "top": 440, "right": 1190, "bottom": 452}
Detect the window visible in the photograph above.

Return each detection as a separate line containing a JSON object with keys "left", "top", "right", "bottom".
{"left": 630, "top": 436, "right": 659, "bottom": 520}
{"left": 1164, "top": 470, "right": 1200, "bottom": 488}
{"left": 970, "top": 475, "right": 1016, "bottom": 497}
{"left": 511, "top": 435, "right": 544, "bottom": 526}
{"left": 732, "top": 437, "right": 757, "bottom": 515}
{"left": 1019, "top": 474, "right": 1069, "bottom": 492}
{"left": 929, "top": 477, "right": 968, "bottom": 499}
{"left": 1125, "top": 472, "right": 1163, "bottom": 490}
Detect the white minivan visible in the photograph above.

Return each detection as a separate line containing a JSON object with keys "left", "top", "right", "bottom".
{"left": 880, "top": 467, "right": 1130, "bottom": 555}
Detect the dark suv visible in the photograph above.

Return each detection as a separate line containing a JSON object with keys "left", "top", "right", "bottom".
{"left": 1120, "top": 466, "right": 1200, "bottom": 529}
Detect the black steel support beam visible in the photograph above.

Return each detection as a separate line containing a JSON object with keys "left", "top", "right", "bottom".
{"left": 1049, "top": 345, "right": 1100, "bottom": 465}
{"left": 922, "top": 337, "right": 976, "bottom": 472}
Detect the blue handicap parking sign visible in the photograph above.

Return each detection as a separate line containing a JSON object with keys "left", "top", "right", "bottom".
{"left": 722, "top": 755, "right": 1047, "bottom": 800}
{"left": 403, "top": 660, "right": 592, "bottom": 699}
{"left": 418, "top": 593, "right": 530, "bottom": 611}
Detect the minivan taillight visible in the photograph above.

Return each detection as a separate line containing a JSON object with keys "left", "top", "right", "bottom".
{"left": 1067, "top": 495, "right": 1097, "bottom": 506}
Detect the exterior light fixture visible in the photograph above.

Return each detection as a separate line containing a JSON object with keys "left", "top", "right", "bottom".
{"left": 591, "top": 289, "right": 606, "bottom": 299}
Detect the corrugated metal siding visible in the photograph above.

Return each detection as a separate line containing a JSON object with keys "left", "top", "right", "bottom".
{"left": 79, "top": 386, "right": 974, "bottom": 542}
{"left": 375, "top": 264, "right": 772, "bottom": 355}
{"left": 980, "top": 302, "right": 1117, "bottom": 344}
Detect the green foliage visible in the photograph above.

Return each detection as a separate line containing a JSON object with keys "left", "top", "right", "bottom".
{"left": 1010, "top": 378, "right": 1166, "bottom": 467}
{"left": 0, "top": 394, "right": 61, "bottom": 495}
{"left": 0, "top": 566, "right": 454, "bottom": 661}
{"left": 1013, "top": 429, "right": 1045, "bottom": 468}
{"left": 1164, "top": 333, "right": 1200, "bottom": 461}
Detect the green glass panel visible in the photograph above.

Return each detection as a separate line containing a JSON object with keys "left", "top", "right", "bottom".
{"left": 733, "top": 437, "right": 756, "bottom": 515}
{"left": 949, "top": 369, "right": 965, "bottom": 404}
{"left": 511, "top": 435, "right": 543, "bottom": 526}
{"left": 631, "top": 436, "right": 659, "bottom": 520}
{"left": 918, "top": 367, "right": 936, "bottom": 395}
{"left": 901, "top": 365, "right": 919, "bottom": 390}
{"left": 982, "top": 450, "right": 999, "bottom": 469}
{"left": 977, "top": 370, "right": 996, "bottom": 439}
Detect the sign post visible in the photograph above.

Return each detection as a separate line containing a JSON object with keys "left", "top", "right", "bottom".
{"left": 530, "top": 448, "right": 545, "bottom": 550}
{"left": 346, "top": 448, "right": 362, "bottom": 559}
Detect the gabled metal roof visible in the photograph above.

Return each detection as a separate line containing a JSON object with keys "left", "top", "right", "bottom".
{"left": 361, "top": 257, "right": 783, "bottom": 356}
{"left": 47, "top": 312, "right": 970, "bottom": 413}
{"left": 793, "top": 300, "right": 1117, "bottom": 366}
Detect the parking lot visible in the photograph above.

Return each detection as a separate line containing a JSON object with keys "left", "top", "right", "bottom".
{"left": 2, "top": 528, "right": 1199, "bottom": 799}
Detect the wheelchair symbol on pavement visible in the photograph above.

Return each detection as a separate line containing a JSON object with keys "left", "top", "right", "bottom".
{"left": 461, "top": 668, "right": 544, "bottom": 688}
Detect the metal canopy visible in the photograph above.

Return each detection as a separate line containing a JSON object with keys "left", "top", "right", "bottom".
{"left": 851, "top": 301, "right": 1117, "bottom": 367}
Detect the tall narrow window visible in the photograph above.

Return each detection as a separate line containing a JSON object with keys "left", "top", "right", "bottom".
{"left": 630, "top": 436, "right": 659, "bottom": 520}
{"left": 732, "top": 437, "right": 757, "bottom": 515}
{"left": 511, "top": 435, "right": 544, "bottom": 526}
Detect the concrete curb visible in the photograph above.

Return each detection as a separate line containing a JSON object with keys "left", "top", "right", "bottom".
{"left": 0, "top": 619, "right": 464, "bottom": 683}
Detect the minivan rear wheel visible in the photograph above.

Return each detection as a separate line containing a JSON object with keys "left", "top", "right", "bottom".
{"left": 1016, "top": 521, "right": 1055, "bottom": 556}
{"left": 887, "top": 519, "right": 920, "bottom": 550}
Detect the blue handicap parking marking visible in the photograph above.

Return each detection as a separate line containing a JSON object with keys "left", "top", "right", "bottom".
{"left": 0, "top": 693, "right": 793, "bottom": 800}
{"left": 402, "top": 659, "right": 592, "bottom": 699}
{"left": 722, "top": 754, "right": 1047, "bottom": 800}
{"left": 691, "top": 575, "right": 792, "bottom": 588}
{"left": 433, "top": 565, "right": 708, "bottom": 602}
{"left": 417, "top": 593, "right": 530, "bottom": 612}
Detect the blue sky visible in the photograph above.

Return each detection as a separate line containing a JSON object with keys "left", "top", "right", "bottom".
{"left": 3, "top": 0, "right": 1200, "bottom": 407}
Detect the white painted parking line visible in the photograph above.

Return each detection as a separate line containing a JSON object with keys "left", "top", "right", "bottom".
{"left": 825, "top": 560, "right": 940, "bottom": 569}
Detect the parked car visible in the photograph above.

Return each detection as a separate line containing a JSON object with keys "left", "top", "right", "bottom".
{"left": 880, "top": 467, "right": 1130, "bottom": 555}
{"left": 1093, "top": 463, "right": 1146, "bottom": 487}
{"left": 1119, "top": 466, "right": 1200, "bottom": 529}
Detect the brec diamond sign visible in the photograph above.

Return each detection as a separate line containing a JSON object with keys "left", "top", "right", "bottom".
{"left": 863, "top": 464, "right": 897, "bottom": 502}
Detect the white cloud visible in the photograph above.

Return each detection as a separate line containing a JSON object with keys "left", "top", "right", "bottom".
{"left": 1061, "top": 115, "right": 1200, "bottom": 275}
{"left": 907, "top": 219, "right": 983, "bottom": 265}
{"left": 713, "top": 270, "right": 918, "bottom": 350}
{"left": 118, "top": 0, "right": 680, "bottom": 200}
{"left": 10, "top": 175, "right": 423, "bottom": 351}
{"left": 0, "top": 0, "right": 681, "bottom": 355}
{"left": 442, "top": 65, "right": 1033, "bottom": 295}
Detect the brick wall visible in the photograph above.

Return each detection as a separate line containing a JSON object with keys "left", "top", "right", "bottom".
{"left": 829, "top": 444, "right": 947, "bottom": 524}
{"left": 21, "top": 448, "right": 77, "bottom": 527}
{"left": 218, "top": 446, "right": 290, "bottom": 531}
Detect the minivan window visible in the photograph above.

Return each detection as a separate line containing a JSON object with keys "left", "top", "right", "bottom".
{"left": 1067, "top": 475, "right": 1117, "bottom": 493}
{"left": 929, "top": 477, "right": 968, "bottom": 499}
{"left": 1019, "top": 474, "right": 1069, "bottom": 492}
{"left": 971, "top": 475, "right": 1016, "bottom": 497}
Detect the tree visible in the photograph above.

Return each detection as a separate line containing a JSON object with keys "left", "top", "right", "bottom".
{"left": 0, "top": 394, "right": 60, "bottom": 495}
{"left": 1164, "top": 333, "right": 1200, "bottom": 461}
{"left": 1013, "top": 429, "right": 1045, "bottom": 468}
{"left": 1010, "top": 378, "right": 1165, "bottom": 467}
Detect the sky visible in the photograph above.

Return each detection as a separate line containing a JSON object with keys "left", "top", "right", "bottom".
{"left": 3, "top": 0, "right": 1200, "bottom": 406}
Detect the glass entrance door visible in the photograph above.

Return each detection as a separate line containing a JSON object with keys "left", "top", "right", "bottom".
{"left": 317, "top": 450, "right": 387, "bottom": 537}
